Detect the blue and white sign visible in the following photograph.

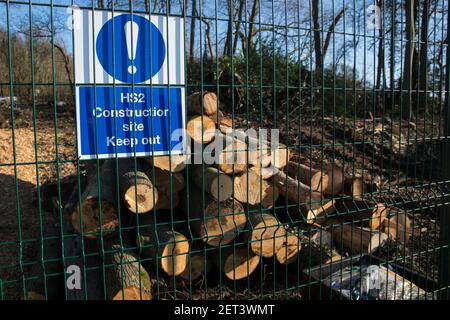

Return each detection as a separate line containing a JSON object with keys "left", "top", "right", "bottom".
{"left": 73, "top": 10, "right": 185, "bottom": 159}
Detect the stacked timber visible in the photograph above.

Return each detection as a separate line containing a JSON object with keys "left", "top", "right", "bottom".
{"left": 34, "top": 90, "right": 418, "bottom": 300}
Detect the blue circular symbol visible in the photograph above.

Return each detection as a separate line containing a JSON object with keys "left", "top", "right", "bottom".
{"left": 96, "top": 14, "right": 166, "bottom": 83}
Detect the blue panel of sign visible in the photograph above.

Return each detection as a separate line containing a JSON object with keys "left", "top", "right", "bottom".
{"left": 77, "top": 86, "right": 185, "bottom": 159}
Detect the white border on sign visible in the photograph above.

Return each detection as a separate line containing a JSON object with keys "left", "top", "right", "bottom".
{"left": 73, "top": 8, "right": 187, "bottom": 160}
{"left": 75, "top": 86, "right": 187, "bottom": 160}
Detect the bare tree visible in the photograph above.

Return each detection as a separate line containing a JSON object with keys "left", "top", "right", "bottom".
{"left": 311, "top": 0, "right": 346, "bottom": 83}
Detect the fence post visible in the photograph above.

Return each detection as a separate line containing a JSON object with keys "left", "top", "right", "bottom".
{"left": 438, "top": 5, "right": 450, "bottom": 300}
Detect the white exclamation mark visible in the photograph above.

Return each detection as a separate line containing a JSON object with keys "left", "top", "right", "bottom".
{"left": 125, "top": 20, "right": 139, "bottom": 74}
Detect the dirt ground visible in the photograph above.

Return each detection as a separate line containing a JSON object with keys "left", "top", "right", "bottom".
{"left": 0, "top": 104, "right": 77, "bottom": 299}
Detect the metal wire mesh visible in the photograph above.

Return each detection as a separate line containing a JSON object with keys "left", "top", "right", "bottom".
{"left": 0, "top": 0, "right": 449, "bottom": 300}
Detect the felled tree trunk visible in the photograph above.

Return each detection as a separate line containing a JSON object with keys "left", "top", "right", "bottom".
{"left": 179, "top": 253, "right": 212, "bottom": 282}
{"left": 212, "top": 246, "right": 260, "bottom": 280}
{"left": 275, "top": 232, "right": 301, "bottom": 265}
{"left": 136, "top": 220, "right": 190, "bottom": 277}
{"left": 187, "top": 91, "right": 218, "bottom": 115}
{"left": 331, "top": 224, "right": 388, "bottom": 255}
{"left": 187, "top": 115, "right": 216, "bottom": 144}
{"left": 146, "top": 167, "right": 185, "bottom": 210}
{"left": 119, "top": 159, "right": 157, "bottom": 214}
{"left": 245, "top": 212, "right": 286, "bottom": 258}
{"left": 233, "top": 170, "right": 279, "bottom": 208}
{"left": 274, "top": 170, "right": 322, "bottom": 210}
{"left": 286, "top": 161, "right": 329, "bottom": 192}
{"left": 104, "top": 237, "right": 152, "bottom": 300}
{"left": 147, "top": 154, "right": 187, "bottom": 173}
{"left": 71, "top": 160, "right": 118, "bottom": 238}
{"left": 190, "top": 166, "right": 233, "bottom": 202}
{"left": 183, "top": 185, "right": 247, "bottom": 246}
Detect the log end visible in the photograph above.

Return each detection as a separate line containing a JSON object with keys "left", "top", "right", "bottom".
{"left": 123, "top": 184, "right": 157, "bottom": 214}
{"left": 160, "top": 232, "right": 190, "bottom": 276}
{"left": 249, "top": 214, "right": 286, "bottom": 258}
{"left": 72, "top": 198, "right": 117, "bottom": 237}
{"left": 275, "top": 234, "right": 301, "bottom": 265}
{"left": 223, "top": 247, "right": 260, "bottom": 280}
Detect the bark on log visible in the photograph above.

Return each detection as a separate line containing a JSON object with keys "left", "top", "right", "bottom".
{"left": 209, "top": 110, "right": 233, "bottom": 128}
{"left": 274, "top": 171, "right": 322, "bottom": 210}
{"left": 71, "top": 160, "right": 118, "bottom": 238}
{"left": 190, "top": 166, "right": 233, "bottom": 202}
{"left": 146, "top": 167, "right": 184, "bottom": 210}
{"left": 187, "top": 115, "right": 216, "bottom": 144}
{"left": 382, "top": 211, "right": 413, "bottom": 244}
{"left": 344, "top": 177, "right": 363, "bottom": 199}
{"left": 184, "top": 186, "right": 247, "bottom": 246}
{"left": 212, "top": 246, "right": 260, "bottom": 280}
{"left": 275, "top": 232, "right": 301, "bottom": 265}
{"left": 187, "top": 91, "right": 218, "bottom": 115}
{"left": 233, "top": 171, "right": 279, "bottom": 208}
{"left": 250, "top": 165, "right": 278, "bottom": 179}
{"left": 339, "top": 200, "right": 388, "bottom": 230}
{"left": 119, "top": 160, "right": 157, "bottom": 214}
{"left": 63, "top": 182, "right": 105, "bottom": 300}
{"left": 306, "top": 199, "right": 336, "bottom": 224}
{"left": 246, "top": 212, "right": 286, "bottom": 258}
{"left": 217, "top": 135, "right": 248, "bottom": 174}
{"left": 286, "top": 161, "right": 329, "bottom": 192}
{"left": 147, "top": 154, "right": 187, "bottom": 173}
{"left": 323, "top": 164, "right": 345, "bottom": 196}
{"left": 137, "top": 221, "right": 190, "bottom": 276}
{"left": 332, "top": 224, "right": 388, "bottom": 255}
{"left": 218, "top": 126, "right": 271, "bottom": 168}
{"left": 270, "top": 143, "right": 292, "bottom": 169}
{"left": 104, "top": 237, "right": 152, "bottom": 300}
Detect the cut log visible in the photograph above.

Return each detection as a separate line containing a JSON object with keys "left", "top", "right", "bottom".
{"left": 218, "top": 126, "right": 271, "bottom": 168}
{"left": 250, "top": 165, "right": 278, "bottom": 179}
{"left": 119, "top": 160, "right": 157, "bottom": 214}
{"left": 71, "top": 160, "right": 118, "bottom": 238}
{"left": 344, "top": 177, "right": 363, "bottom": 199}
{"left": 323, "top": 164, "right": 345, "bottom": 196}
{"left": 209, "top": 110, "right": 233, "bottom": 128}
{"left": 306, "top": 199, "right": 336, "bottom": 224}
{"left": 104, "top": 237, "right": 152, "bottom": 300}
{"left": 190, "top": 166, "right": 233, "bottom": 202}
{"left": 179, "top": 253, "right": 212, "bottom": 282}
{"left": 270, "top": 144, "right": 293, "bottom": 169}
{"left": 146, "top": 167, "right": 184, "bottom": 210}
{"left": 148, "top": 154, "right": 187, "bottom": 173}
{"left": 63, "top": 182, "right": 106, "bottom": 300}
{"left": 187, "top": 91, "right": 218, "bottom": 115}
{"left": 184, "top": 187, "right": 247, "bottom": 246}
{"left": 217, "top": 135, "right": 248, "bottom": 174}
{"left": 233, "top": 171, "right": 279, "bottom": 208}
{"left": 187, "top": 115, "right": 216, "bottom": 144}
{"left": 213, "top": 246, "right": 260, "bottom": 280}
{"left": 332, "top": 224, "right": 388, "bottom": 255}
{"left": 246, "top": 212, "right": 286, "bottom": 258}
{"left": 286, "top": 161, "right": 329, "bottom": 192}
{"left": 382, "top": 211, "right": 413, "bottom": 244}
{"left": 370, "top": 203, "right": 388, "bottom": 230}
{"left": 274, "top": 170, "right": 322, "bottom": 210}
{"left": 137, "top": 222, "right": 190, "bottom": 277}
{"left": 339, "top": 200, "right": 388, "bottom": 230}
{"left": 147, "top": 167, "right": 185, "bottom": 193}
{"left": 275, "top": 232, "right": 301, "bottom": 265}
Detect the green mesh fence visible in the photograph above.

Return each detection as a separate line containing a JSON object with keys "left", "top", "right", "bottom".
{"left": 0, "top": 0, "right": 449, "bottom": 300}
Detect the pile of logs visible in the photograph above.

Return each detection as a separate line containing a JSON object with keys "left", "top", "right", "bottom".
{"left": 28, "top": 91, "right": 417, "bottom": 300}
